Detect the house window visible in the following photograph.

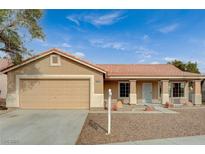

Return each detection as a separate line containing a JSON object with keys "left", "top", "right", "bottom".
{"left": 119, "top": 82, "right": 130, "bottom": 97}
{"left": 172, "top": 82, "right": 185, "bottom": 98}
{"left": 50, "top": 55, "right": 61, "bottom": 66}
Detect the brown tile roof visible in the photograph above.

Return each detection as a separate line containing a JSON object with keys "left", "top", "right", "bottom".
{"left": 1, "top": 48, "right": 203, "bottom": 78}
{"left": 0, "top": 59, "right": 12, "bottom": 72}
{"left": 97, "top": 64, "right": 201, "bottom": 77}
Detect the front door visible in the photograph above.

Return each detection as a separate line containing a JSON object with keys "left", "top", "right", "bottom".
{"left": 143, "top": 83, "right": 152, "bottom": 103}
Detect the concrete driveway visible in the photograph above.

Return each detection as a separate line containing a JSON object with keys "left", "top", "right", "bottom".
{"left": 0, "top": 109, "right": 88, "bottom": 145}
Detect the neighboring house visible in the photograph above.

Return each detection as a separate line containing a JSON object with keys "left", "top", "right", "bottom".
{"left": 202, "top": 81, "right": 205, "bottom": 102}
{"left": 0, "top": 59, "right": 12, "bottom": 99}
{"left": 2, "top": 48, "right": 205, "bottom": 109}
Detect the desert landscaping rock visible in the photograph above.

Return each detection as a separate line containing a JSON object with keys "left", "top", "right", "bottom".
{"left": 77, "top": 108, "right": 205, "bottom": 144}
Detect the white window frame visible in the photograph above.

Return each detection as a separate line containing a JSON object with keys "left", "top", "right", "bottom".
{"left": 170, "top": 82, "right": 185, "bottom": 99}
{"left": 50, "top": 55, "right": 61, "bottom": 66}
{"left": 118, "top": 81, "right": 130, "bottom": 99}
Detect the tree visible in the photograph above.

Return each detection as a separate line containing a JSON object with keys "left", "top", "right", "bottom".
{"left": 0, "top": 10, "right": 45, "bottom": 64}
{"left": 186, "top": 61, "right": 200, "bottom": 73}
{"left": 168, "top": 59, "right": 200, "bottom": 73}
{"left": 167, "top": 60, "right": 186, "bottom": 71}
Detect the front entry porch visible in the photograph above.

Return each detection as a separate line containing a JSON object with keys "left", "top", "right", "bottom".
{"left": 104, "top": 79, "right": 202, "bottom": 107}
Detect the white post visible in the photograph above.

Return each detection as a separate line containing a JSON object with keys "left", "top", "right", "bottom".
{"left": 107, "top": 89, "right": 112, "bottom": 135}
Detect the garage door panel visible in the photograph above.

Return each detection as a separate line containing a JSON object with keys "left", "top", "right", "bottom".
{"left": 20, "top": 79, "right": 90, "bottom": 109}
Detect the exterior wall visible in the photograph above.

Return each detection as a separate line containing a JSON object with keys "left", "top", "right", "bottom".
{"left": 136, "top": 81, "right": 142, "bottom": 100}
{"left": 185, "top": 81, "right": 189, "bottom": 100}
{"left": 161, "top": 80, "right": 169, "bottom": 104}
{"left": 169, "top": 81, "right": 189, "bottom": 104}
{"left": 137, "top": 81, "right": 159, "bottom": 104}
{"left": 0, "top": 73, "right": 7, "bottom": 98}
{"left": 104, "top": 80, "right": 118, "bottom": 104}
{"left": 129, "top": 80, "right": 137, "bottom": 104}
{"left": 192, "top": 80, "right": 202, "bottom": 105}
{"left": 6, "top": 54, "right": 104, "bottom": 108}
{"left": 104, "top": 80, "right": 159, "bottom": 104}
{"left": 104, "top": 80, "right": 196, "bottom": 105}
{"left": 136, "top": 81, "right": 158, "bottom": 99}
{"left": 194, "top": 80, "right": 201, "bottom": 94}
{"left": 152, "top": 81, "right": 159, "bottom": 103}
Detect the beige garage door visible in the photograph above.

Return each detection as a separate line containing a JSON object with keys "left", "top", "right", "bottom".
{"left": 19, "top": 79, "right": 90, "bottom": 109}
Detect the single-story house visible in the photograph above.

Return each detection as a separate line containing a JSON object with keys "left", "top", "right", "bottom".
{"left": 2, "top": 48, "right": 205, "bottom": 109}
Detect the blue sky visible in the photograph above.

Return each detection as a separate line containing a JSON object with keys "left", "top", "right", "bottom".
{"left": 27, "top": 10, "right": 205, "bottom": 72}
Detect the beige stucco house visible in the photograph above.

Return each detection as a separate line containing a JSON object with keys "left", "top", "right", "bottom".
{"left": 2, "top": 48, "right": 205, "bottom": 109}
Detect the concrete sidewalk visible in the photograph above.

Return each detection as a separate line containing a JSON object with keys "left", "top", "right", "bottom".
{"left": 112, "top": 135, "right": 205, "bottom": 145}
{"left": 153, "top": 106, "right": 178, "bottom": 114}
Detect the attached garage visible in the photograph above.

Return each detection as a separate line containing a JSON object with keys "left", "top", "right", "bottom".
{"left": 3, "top": 49, "right": 105, "bottom": 109}
{"left": 19, "top": 79, "right": 90, "bottom": 109}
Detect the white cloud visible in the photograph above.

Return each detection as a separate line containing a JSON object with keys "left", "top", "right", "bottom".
{"left": 66, "top": 11, "right": 125, "bottom": 27}
{"left": 36, "top": 41, "right": 72, "bottom": 50}
{"left": 73, "top": 52, "right": 85, "bottom": 58}
{"left": 138, "top": 59, "right": 145, "bottom": 63}
{"left": 33, "top": 39, "right": 49, "bottom": 47}
{"left": 34, "top": 39, "right": 44, "bottom": 43}
{"left": 150, "top": 61, "right": 160, "bottom": 64}
{"left": 142, "top": 34, "right": 150, "bottom": 42}
{"left": 158, "top": 23, "right": 179, "bottom": 33}
{"left": 164, "top": 57, "right": 176, "bottom": 61}
{"left": 90, "top": 39, "right": 125, "bottom": 50}
{"left": 135, "top": 46, "right": 158, "bottom": 58}
{"left": 86, "top": 11, "right": 124, "bottom": 26}
{"left": 62, "top": 43, "right": 71, "bottom": 48}
{"left": 66, "top": 15, "right": 80, "bottom": 26}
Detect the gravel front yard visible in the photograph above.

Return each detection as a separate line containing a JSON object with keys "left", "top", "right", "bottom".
{"left": 77, "top": 108, "right": 205, "bottom": 144}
